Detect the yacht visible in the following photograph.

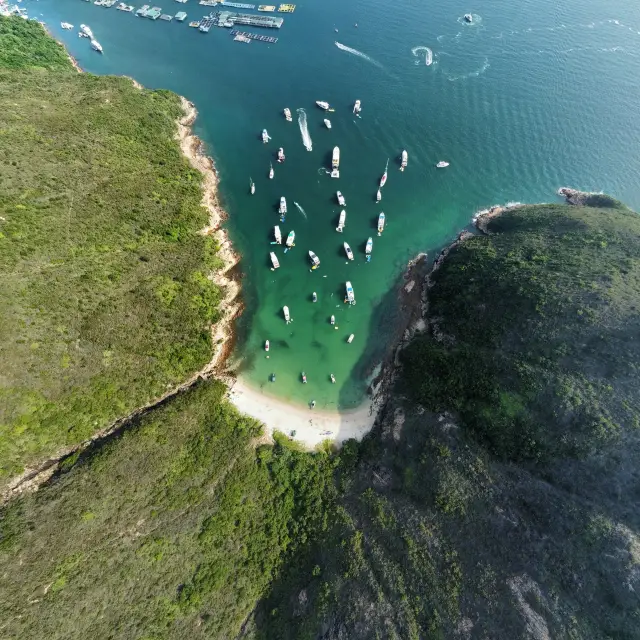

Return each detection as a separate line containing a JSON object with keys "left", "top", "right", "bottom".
{"left": 331, "top": 146, "right": 340, "bottom": 179}
{"left": 279, "top": 197, "right": 287, "bottom": 214}
{"left": 324, "top": 119, "right": 332, "bottom": 129}
{"left": 286, "top": 230, "right": 295, "bottom": 247}
{"left": 265, "top": 340, "right": 270, "bottom": 352}
{"left": 262, "top": 129, "right": 270, "bottom": 143}
{"left": 61, "top": 22, "right": 73, "bottom": 29}
{"left": 277, "top": 147, "right": 285, "bottom": 163}
{"left": 400, "top": 150, "right": 408, "bottom": 171}
{"left": 283, "top": 107, "right": 292, "bottom": 121}
{"left": 379, "top": 159, "right": 388, "bottom": 188}
{"left": 344, "top": 242, "right": 354, "bottom": 261}
{"left": 309, "top": 250, "right": 320, "bottom": 269}
{"left": 274, "top": 225, "right": 282, "bottom": 244}
{"left": 330, "top": 315, "right": 335, "bottom": 325}
{"left": 347, "top": 333, "right": 355, "bottom": 343}
{"left": 464, "top": 13, "right": 473, "bottom": 23}
{"left": 283, "top": 305, "right": 291, "bottom": 323}
{"left": 316, "top": 100, "right": 331, "bottom": 111}
{"left": 376, "top": 189, "right": 381, "bottom": 203}
{"left": 377, "top": 212, "right": 386, "bottom": 235}
{"left": 269, "top": 163, "right": 274, "bottom": 179}
{"left": 80, "top": 24, "right": 94, "bottom": 38}
{"left": 345, "top": 281, "right": 355, "bottom": 305}
{"left": 336, "top": 210, "right": 346, "bottom": 233}
{"left": 353, "top": 99, "right": 361, "bottom": 114}
{"left": 90, "top": 39, "right": 103, "bottom": 53}
{"left": 436, "top": 161, "right": 450, "bottom": 168}
{"left": 365, "top": 237, "right": 373, "bottom": 255}
{"left": 337, "top": 191, "right": 346, "bottom": 206}
{"left": 270, "top": 252, "right": 280, "bottom": 269}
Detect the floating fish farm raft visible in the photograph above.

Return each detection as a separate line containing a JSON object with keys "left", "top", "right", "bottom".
{"left": 230, "top": 29, "right": 278, "bottom": 42}
{"left": 212, "top": 10, "right": 283, "bottom": 28}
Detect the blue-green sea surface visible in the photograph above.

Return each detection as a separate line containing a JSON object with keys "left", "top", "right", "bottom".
{"left": 25, "top": 0, "right": 640, "bottom": 410}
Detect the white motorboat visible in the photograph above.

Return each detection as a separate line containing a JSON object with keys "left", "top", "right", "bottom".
{"left": 378, "top": 212, "right": 385, "bottom": 236}
{"left": 250, "top": 178, "right": 255, "bottom": 195}
{"left": 61, "top": 22, "right": 73, "bottom": 29}
{"left": 316, "top": 100, "right": 333, "bottom": 111}
{"left": 270, "top": 252, "right": 280, "bottom": 269}
{"left": 464, "top": 13, "right": 473, "bottom": 23}
{"left": 286, "top": 230, "right": 295, "bottom": 247}
{"left": 330, "top": 374, "right": 336, "bottom": 384}
{"left": 436, "top": 161, "right": 450, "bottom": 168}
{"left": 283, "top": 305, "right": 291, "bottom": 323}
{"left": 330, "top": 315, "right": 335, "bottom": 325}
{"left": 345, "top": 281, "right": 355, "bottom": 304}
{"left": 262, "top": 129, "right": 270, "bottom": 143}
{"left": 265, "top": 340, "right": 270, "bottom": 352}
{"left": 277, "top": 147, "right": 285, "bottom": 163}
{"left": 400, "top": 150, "right": 408, "bottom": 171}
{"left": 90, "top": 39, "right": 103, "bottom": 53}
{"left": 301, "top": 372, "right": 307, "bottom": 383}
{"left": 312, "top": 292, "right": 318, "bottom": 303}
{"left": 379, "top": 159, "right": 388, "bottom": 188}
{"left": 336, "top": 210, "right": 346, "bottom": 233}
{"left": 279, "top": 197, "right": 287, "bottom": 214}
{"left": 284, "top": 107, "right": 292, "bottom": 121}
{"left": 337, "top": 191, "right": 346, "bottom": 206}
{"left": 269, "top": 163, "right": 274, "bottom": 179}
{"left": 344, "top": 242, "right": 354, "bottom": 261}
{"left": 324, "top": 119, "right": 332, "bottom": 129}
{"left": 309, "top": 251, "right": 320, "bottom": 269}
{"left": 347, "top": 333, "right": 355, "bottom": 343}
{"left": 274, "top": 225, "right": 282, "bottom": 244}
{"left": 376, "top": 189, "right": 381, "bottom": 203}
{"left": 80, "top": 24, "right": 94, "bottom": 38}
{"left": 331, "top": 146, "right": 340, "bottom": 179}
{"left": 365, "top": 237, "right": 373, "bottom": 255}
{"left": 353, "top": 99, "right": 361, "bottom": 114}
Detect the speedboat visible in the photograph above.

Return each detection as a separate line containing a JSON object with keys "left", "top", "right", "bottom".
{"left": 250, "top": 178, "right": 255, "bottom": 195}
{"left": 284, "top": 107, "right": 292, "bottom": 121}
{"left": 270, "top": 372, "right": 276, "bottom": 382}
{"left": 330, "top": 374, "right": 336, "bottom": 384}
{"left": 309, "top": 250, "right": 320, "bottom": 269}
{"left": 265, "top": 340, "right": 270, "bottom": 352}
{"left": 301, "top": 372, "right": 307, "bottom": 384}
{"left": 279, "top": 197, "right": 287, "bottom": 214}
{"left": 283, "top": 305, "right": 291, "bottom": 323}
{"left": 286, "top": 230, "right": 295, "bottom": 247}
{"left": 337, "top": 191, "right": 346, "bottom": 206}
{"left": 330, "top": 315, "right": 335, "bottom": 325}
{"left": 377, "top": 212, "right": 386, "bottom": 235}
{"left": 436, "top": 161, "right": 450, "bottom": 168}
{"left": 80, "top": 24, "right": 94, "bottom": 38}
{"left": 400, "top": 150, "right": 408, "bottom": 171}
{"left": 344, "top": 242, "right": 354, "bottom": 261}
{"left": 464, "top": 13, "right": 473, "bottom": 23}
{"left": 277, "top": 147, "right": 285, "bottom": 163}
{"left": 353, "top": 99, "right": 361, "bottom": 114}
{"left": 336, "top": 210, "right": 346, "bottom": 233}
{"left": 425, "top": 49, "right": 433, "bottom": 66}
{"left": 331, "top": 146, "right": 340, "bottom": 178}
{"left": 345, "top": 281, "right": 355, "bottom": 305}
{"left": 90, "top": 39, "right": 103, "bottom": 53}
{"left": 376, "top": 189, "right": 381, "bottom": 203}
{"left": 61, "top": 22, "right": 73, "bottom": 29}
{"left": 347, "top": 333, "right": 355, "bottom": 343}
{"left": 262, "top": 129, "right": 270, "bottom": 143}
{"left": 324, "top": 119, "right": 332, "bottom": 129}
{"left": 312, "top": 292, "right": 318, "bottom": 302}
{"left": 316, "top": 100, "right": 331, "bottom": 111}
{"left": 270, "top": 252, "right": 280, "bottom": 269}
{"left": 379, "top": 159, "right": 388, "bottom": 188}
{"left": 274, "top": 225, "right": 282, "bottom": 244}
{"left": 365, "top": 237, "right": 373, "bottom": 255}
{"left": 269, "top": 163, "right": 274, "bottom": 179}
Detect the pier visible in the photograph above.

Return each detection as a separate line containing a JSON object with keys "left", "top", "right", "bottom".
{"left": 213, "top": 11, "right": 283, "bottom": 28}
{"left": 230, "top": 29, "right": 278, "bottom": 42}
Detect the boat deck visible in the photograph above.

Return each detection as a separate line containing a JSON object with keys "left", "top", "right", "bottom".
{"left": 230, "top": 29, "right": 278, "bottom": 42}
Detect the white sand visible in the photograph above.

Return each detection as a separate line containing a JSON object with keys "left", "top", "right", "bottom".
{"left": 228, "top": 378, "right": 378, "bottom": 449}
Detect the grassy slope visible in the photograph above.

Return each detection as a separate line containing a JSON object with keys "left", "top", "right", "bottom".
{"left": 247, "top": 203, "right": 640, "bottom": 639}
{"left": 0, "top": 17, "right": 222, "bottom": 482}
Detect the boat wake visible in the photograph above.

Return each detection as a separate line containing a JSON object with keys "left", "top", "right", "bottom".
{"left": 443, "top": 56, "right": 490, "bottom": 81}
{"left": 297, "top": 108, "right": 312, "bottom": 152}
{"left": 457, "top": 14, "right": 483, "bottom": 26}
{"left": 412, "top": 46, "right": 435, "bottom": 66}
{"left": 294, "top": 202, "right": 308, "bottom": 219}
{"left": 335, "top": 41, "right": 383, "bottom": 69}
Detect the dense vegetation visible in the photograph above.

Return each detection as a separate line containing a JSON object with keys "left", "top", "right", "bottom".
{"left": 0, "top": 17, "right": 222, "bottom": 482}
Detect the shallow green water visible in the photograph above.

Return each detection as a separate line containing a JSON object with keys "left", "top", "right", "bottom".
{"left": 26, "top": 0, "right": 640, "bottom": 409}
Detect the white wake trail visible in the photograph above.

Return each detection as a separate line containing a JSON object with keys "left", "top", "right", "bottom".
{"left": 294, "top": 202, "right": 308, "bottom": 219}
{"left": 335, "top": 41, "right": 384, "bottom": 69}
{"left": 296, "top": 108, "right": 312, "bottom": 152}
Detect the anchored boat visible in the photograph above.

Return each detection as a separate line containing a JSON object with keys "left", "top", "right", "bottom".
{"left": 436, "top": 161, "right": 450, "bottom": 168}
{"left": 80, "top": 24, "right": 94, "bottom": 38}
{"left": 324, "top": 119, "right": 332, "bottom": 129}
{"left": 345, "top": 281, "right": 355, "bottom": 305}
{"left": 301, "top": 372, "right": 307, "bottom": 383}
{"left": 376, "top": 189, "right": 381, "bottom": 203}
{"left": 316, "top": 100, "right": 334, "bottom": 112}
{"left": 331, "top": 146, "right": 340, "bottom": 178}
{"left": 284, "top": 107, "right": 292, "bottom": 121}
{"left": 379, "top": 159, "right": 388, "bottom": 188}
{"left": 377, "top": 212, "right": 385, "bottom": 236}
{"left": 330, "top": 315, "right": 335, "bottom": 325}
{"left": 262, "top": 129, "right": 270, "bottom": 143}
{"left": 265, "top": 340, "right": 270, "bottom": 352}
{"left": 337, "top": 191, "right": 346, "bottom": 206}
{"left": 270, "top": 252, "right": 280, "bottom": 269}
{"left": 336, "top": 209, "right": 346, "bottom": 233}
{"left": 330, "top": 373, "right": 336, "bottom": 384}
{"left": 277, "top": 147, "right": 285, "bottom": 163}
{"left": 250, "top": 177, "right": 255, "bottom": 194}
{"left": 347, "top": 333, "right": 355, "bottom": 343}
{"left": 283, "top": 305, "right": 291, "bottom": 323}
{"left": 274, "top": 225, "right": 282, "bottom": 244}
{"left": 344, "top": 242, "right": 354, "bottom": 261}
{"left": 312, "top": 292, "right": 318, "bottom": 303}
{"left": 61, "top": 22, "right": 73, "bottom": 29}
{"left": 365, "top": 237, "right": 373, "bottom": 255}
{"left": 309, "top": 250, "right": 320, "bottom": 269}
{"left": 285, "top": 230, "right": 295, "bottom": 247}
{"left": 400, "top": 150, "right": 408, "bottom": 171}
{"left": 279, "top": 197, "right": 287, "bottom": 214}
{"left": 90, "top": 39, "right": 103, "bottom": 53}
{"left": 269, "top": 163, "right": 274, "bottom": 179}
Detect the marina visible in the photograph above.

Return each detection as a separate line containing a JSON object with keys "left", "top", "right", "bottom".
{"left": 230, "top": 29, "right": 277, "bottom": 43}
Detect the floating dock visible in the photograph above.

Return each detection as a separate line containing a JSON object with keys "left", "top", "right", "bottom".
{"left": 230, "top": 29, "right": 278, "bottom": 42}
{"left": 278, "top": 3, "right": 295, "bottom": 12}
{"left": 137, "top": 5, "right": 162, "bottom": 18}
{"left": 160, "top": 13, "right": 173, "bottom": 19}
{"left": 233, "top": 33, "right": 251, "bottom": 42}
{"left": 175, "top": 10, "right": 187, "bottom": 20}
{"left": 213, "top": 11, "right": 283, "bottom": 28}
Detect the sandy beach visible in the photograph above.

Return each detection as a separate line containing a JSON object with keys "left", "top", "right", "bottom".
{"left": 228, "top": 378, "right": 379, "bottom": 449}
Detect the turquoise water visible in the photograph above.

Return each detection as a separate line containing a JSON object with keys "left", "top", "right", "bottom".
{"left": 26, "top": 0, "right": 640, "bottom": 409}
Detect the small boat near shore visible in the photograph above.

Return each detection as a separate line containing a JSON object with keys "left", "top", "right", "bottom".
{"left": 286, "top": 230, "right": 295, "bottom": 247}
{"left": 279, "top": 196, "right": 287, "bottom": 214}
{"left": 274, "top": 225, "right": 282, "bottom": 244}
{"left": 316, "top": 100, "right": 334, "bottom": 112}
{"left": 80, "top": 24, "right": 94, "bottom": 38}
{"left": 331, "top": 146, "right": 340, "bottom": 178}
{"left": 336, "top": 210, "right": 346, "bottom": 233}
{"left": 365, "top": 237, "right": 373, "bottom": 255}
{"left": 337, "top": 191, "right": 346, "bottom": 206}
{"left": 265, "top": 340, "right": 270, "bottom": 352}
{"left": 330, "top": 315, "right": 335, "bottom": 325}
{"left": 324, "top": 119, "right": 332, "bottom": 129}
{"left": 400, "top": 150, "right": 408, "bottom": 171}
{"left": 376, "top": 189, "right": 381, "bottom": 203}
{"left": 347, "top": 333, "right": 355, "bottom": 343}
{"left": 344, "top": 242, "right": 354, "bottom": 261}
{"left": 283, "top": 305, "right": 291, "bottom": 323}
{"left": 262, "top": 129, "right": 270, "bottom": 143}
{"left": 309, "top": 250, "right": 320, "bottom": 269}
{"left": 61, "top": 22, "right": 73, "bottom": 29}
{"left": 270, "top": 252, "right": 280, "bottom": 270}
{"left": 353, "top": 99, "right": 361, "bottom": 114}
{"left": 277, "top": 147, "right": 285, "bottom": 163}
{"left": 90, "top": 39, "right": 103, "bottom": 53}
{"left": 379, "top": 159, "right": 388, "bottom": 188}
{"left": 284, "top": 107, "right": 292, "bottom": 121}
{"left": 312, "top": 292, "right": 318, "bottom": 302}
{"left": 345, "top": 281, "right": 355, "bottom": 305}
{"left": 269, "top": 163, "right": 274, "bottom": 179}
{"left": 377, "top": 212, "right": 385, "bottom": 236}
{"left": 436, "top": 161, "right": 450, "bottom": 168}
